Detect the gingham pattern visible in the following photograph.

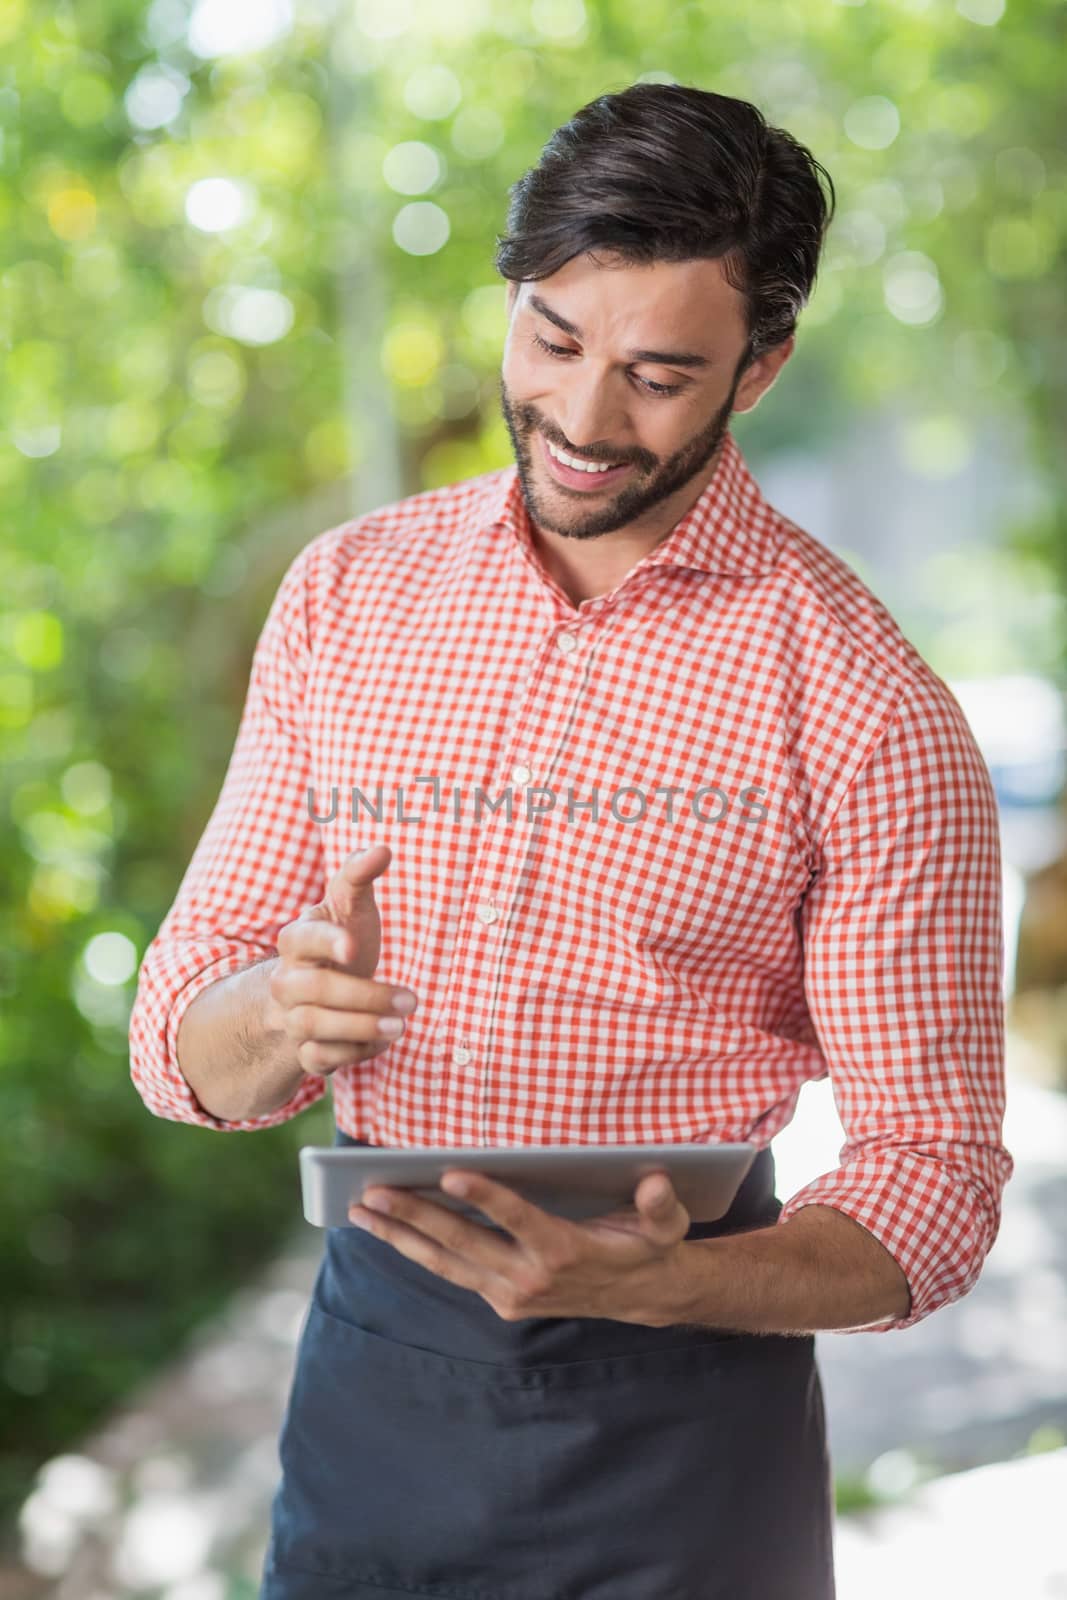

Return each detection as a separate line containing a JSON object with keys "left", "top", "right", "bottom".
{"left": 129, "top": 430, "right": 1013, "bottom": 1331}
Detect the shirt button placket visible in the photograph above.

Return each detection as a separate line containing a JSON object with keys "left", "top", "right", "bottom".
{"left": 465, "top": 626, "right": 578, "bottom": 1138}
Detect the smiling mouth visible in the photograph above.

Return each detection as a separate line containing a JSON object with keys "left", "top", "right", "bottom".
{"left": 538, "top": 432, "right": 634, "bottom": 489}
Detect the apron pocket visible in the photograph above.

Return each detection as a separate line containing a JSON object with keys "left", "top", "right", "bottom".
{"left": 529, "top": 1333, "right": 834, "bottom": 1600}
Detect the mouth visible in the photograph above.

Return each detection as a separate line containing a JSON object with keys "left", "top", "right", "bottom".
{"left": 538, "top": 432, "right": 634, "bottom": 492}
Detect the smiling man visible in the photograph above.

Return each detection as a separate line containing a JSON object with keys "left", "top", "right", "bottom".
{"left": 129, "top": 82, "right": 1012, "bottom": 1600}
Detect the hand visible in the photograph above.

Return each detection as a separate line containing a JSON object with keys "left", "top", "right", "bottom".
{"left": 266, "top": 843, "right": 418, "bottom": 1078}
{"left": 349, "top": 1168, "right": 693, "bottom": 1327}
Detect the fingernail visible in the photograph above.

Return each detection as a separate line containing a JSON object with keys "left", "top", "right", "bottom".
{"left": 391, "top": 990, "right": 418, "bottom": 1015}
{"left": 378, "top": 1017, "right": 404, "bottom": 1037}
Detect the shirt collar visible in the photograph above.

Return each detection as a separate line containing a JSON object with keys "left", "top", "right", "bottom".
{"left": 475, "top": 429, "right": 785, "bottom": 581}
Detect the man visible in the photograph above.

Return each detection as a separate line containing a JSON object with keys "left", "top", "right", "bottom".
{"left": 129, "top": 82, "right": 1012, "bottom": 1598}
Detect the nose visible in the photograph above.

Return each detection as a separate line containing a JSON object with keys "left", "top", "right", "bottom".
{"left": 552, "top": 365, "right": 632, "bottom": 460}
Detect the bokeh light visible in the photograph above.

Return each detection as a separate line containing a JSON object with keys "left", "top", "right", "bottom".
{"left": 201, "top": 285, "right": 295, "bottom": 344}
{"left": 844, "top": 95, "right": 901, "bottom": 150}
{"left": 186, "top": 0, "right": 294, "bottom": 58}
{"left": 124, "top": 63, "right": 191, "bottom": 130}
{"left": 883, "top": 251, "right": 943, "bottom": 325}
{"left": 382, "top": 141, "right": 444, "bottom": 196}
{"left": 184, "top": 177, "right": 257, "bottom": 232}
{"left": 392, "top": 202, "right": 451, "bottom": 256}
{"left": 402, "top": 64, "right": 462, "bottom": 120}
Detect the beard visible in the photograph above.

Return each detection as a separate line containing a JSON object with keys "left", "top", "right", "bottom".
{"left": 497, "top": 358, "right": 746, "bottom": 543}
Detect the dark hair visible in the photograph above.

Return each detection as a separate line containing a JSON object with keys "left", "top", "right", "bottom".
{"left": 495, "top": 82, "right": 836, "bottom": 366}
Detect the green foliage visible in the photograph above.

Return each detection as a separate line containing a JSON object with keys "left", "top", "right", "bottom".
{"left": 833, "top": 1473, "right": 884, "bottom": 1514}
{"left": 1, "top": 0, "right": 1064, "bottom": 1548}
{"left": 1019, "top": 1422, "right": 1067, "bottom": 1456}
{"left": 0, "top": 1087, "right": 331, "bottom": 1532}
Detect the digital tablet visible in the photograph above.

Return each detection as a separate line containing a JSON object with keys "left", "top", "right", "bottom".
{"left": 299, "top": 1143, "right": 756, "bottom": 1230}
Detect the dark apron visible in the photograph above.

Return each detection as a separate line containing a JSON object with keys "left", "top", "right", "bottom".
{"left": 260, "top": 1125, "right": 835, "bottom": 1600}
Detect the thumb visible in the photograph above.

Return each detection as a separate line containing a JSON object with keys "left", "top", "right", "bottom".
{"left": 638, "top": 1174, "right": 687, "bottom": 1234}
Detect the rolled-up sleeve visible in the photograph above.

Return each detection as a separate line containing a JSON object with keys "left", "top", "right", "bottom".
{"left": 778, "top": 681, "right": 1014, "bottom": 1331}
{"left": 128, "top": 539, "right": 331, "bottom": 1131}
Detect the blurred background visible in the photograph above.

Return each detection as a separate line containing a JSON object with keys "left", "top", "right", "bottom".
{"left": 2, "top": 0, "right": 1066, "bottom": 1594}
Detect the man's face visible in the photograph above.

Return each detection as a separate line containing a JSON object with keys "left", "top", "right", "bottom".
{"left": 499, "top": 252, "right": 791, "bottom": 543}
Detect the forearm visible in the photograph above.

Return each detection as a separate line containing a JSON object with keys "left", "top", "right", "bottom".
{"left": 667, "top": 1202, "right": 911, "bottom": 1335}
{"left": 175, "top": 958, "right": 307, "bottom": 1123}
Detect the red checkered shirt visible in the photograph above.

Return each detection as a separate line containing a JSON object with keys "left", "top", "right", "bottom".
{"left": 129, "top": 430, "right": 1013, "bottom": 1331}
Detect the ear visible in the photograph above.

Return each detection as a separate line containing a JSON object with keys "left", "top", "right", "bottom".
{"left": 731, "top": 334, "right": 795, "bottom": 416}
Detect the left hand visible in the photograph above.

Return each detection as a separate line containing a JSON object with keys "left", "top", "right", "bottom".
{"left": 349, "top": 1169, "right": 693, "bottom": 1326}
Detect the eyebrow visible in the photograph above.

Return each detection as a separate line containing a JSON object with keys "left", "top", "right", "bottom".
{"left": 527, "top": 293, "right": 713, "bottom": 371}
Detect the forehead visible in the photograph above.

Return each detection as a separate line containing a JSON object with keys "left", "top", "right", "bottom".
{"left": 512, "top": 251, "right": 747, "bottom": 350}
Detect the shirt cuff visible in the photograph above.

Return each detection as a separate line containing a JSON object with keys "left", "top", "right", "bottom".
{"left": 136, "top": 949, "right": 327, "bottom": 1131}
{"left": 776, "top": 1150, "right": 1001, "bottom": 1332}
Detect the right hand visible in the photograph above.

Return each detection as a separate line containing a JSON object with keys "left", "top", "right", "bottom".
{"left": 266, "top": 843, "right": 418, "bottom": 1077}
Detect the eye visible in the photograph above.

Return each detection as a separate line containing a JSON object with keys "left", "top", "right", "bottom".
{"left": 529, "top": 329, "right": 682, "bottom": 398}
{"left": 531, "top": 331, "right": 573, "bottom": 358}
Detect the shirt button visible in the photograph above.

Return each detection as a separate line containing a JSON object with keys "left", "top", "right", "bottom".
{"left": 511, "top": 763, "right": 532, "bottom": 786}
{"left": 556, "top": 632, "right": 577, "bottom": 655}
{"left": 452, "top": 1045, "right": 472, "bottom": 1066}
{"left": 476, "top": 901, "right": 499, "bottom": 925}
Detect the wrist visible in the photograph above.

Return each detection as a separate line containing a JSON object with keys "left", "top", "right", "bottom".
{"left": 656, "top": 1239, "right": 709, "bottom": 1328}
{"left": 626, "top": 1243, "right": 703, "bottom": 1329}
{"left": 653, "top": 1208, "right": 911, "bottom": 1335}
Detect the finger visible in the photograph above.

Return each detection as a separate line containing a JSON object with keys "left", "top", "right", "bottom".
{"left": 299, "top": 1037, "right": 391, "bottom": 1072}
{"left": 437, "top": 1170, "right": 564, "bottom": 1251}
{"left": 339, "top": 842, "right": 391, "bottom": 881}
{"left": 273, "top": 965, "right": 416, "bottom": 1019}
{"left": 348, "top": 1197, "right": 512, "bottom": 1295}
{"left": 326, "top": 844, "right": 392, "bottom": 918}
{"left": 280, "top": 846, "right": 392, "bottom": 956}
{"left": 281, "top": 1002, "right": 409, "bottom": 1045}
{"left": 357, "top": 1185, "right": 521, "bottom": 1266}
{"left": 277, "top": 917, "right": 352, "bottom": 965}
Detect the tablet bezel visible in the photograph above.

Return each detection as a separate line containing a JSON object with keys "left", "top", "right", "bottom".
{"left": 299, "top": 1142, "right": 757, "bottom": 1229}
